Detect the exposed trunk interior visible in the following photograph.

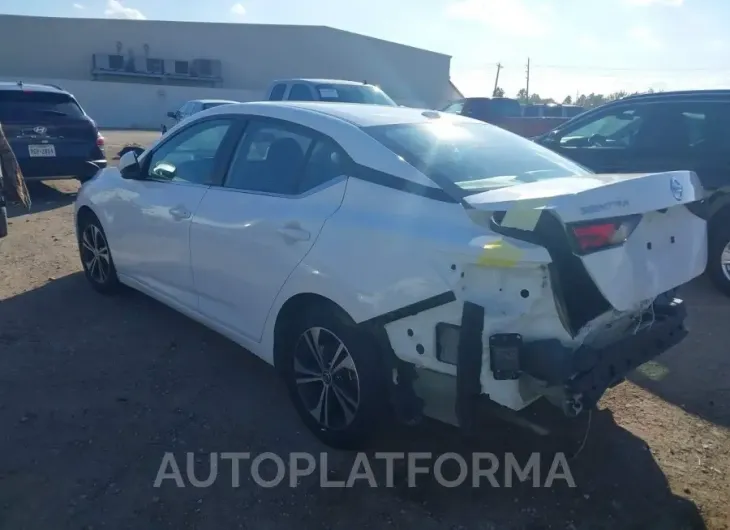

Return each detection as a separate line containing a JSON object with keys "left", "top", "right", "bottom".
{"left": 490, "top": 210, "right": 611, "bottom": 335}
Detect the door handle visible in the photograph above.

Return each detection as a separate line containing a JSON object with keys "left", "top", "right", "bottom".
{"left": 169, "top": 206, "right": 191, "bottom": 220}
{"left": 277, "top": 224, "right": 310, "bottom": 242}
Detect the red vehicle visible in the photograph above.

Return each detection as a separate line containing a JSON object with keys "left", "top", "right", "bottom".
{"left": 440, "top": 97, "right": 574, "bottom": 137}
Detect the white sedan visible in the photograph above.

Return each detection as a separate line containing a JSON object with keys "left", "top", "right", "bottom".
{"left": 74, "top": 101, "right": 707, "bottom": 449}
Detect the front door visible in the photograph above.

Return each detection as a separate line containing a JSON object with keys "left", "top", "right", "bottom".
{"left": 110, "top": 117, "right": 236, "bottom": 309}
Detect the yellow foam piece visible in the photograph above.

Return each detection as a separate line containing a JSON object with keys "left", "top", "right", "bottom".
{"left": 500, "top": 198, "right": 548, "bottom": 231}
{"left": 477, "top": 240, "right": 523, "bottom": 268}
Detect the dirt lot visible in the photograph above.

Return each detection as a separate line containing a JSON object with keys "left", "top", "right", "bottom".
{"left": 0, "top": 131, "right": 728, "bottom": 529}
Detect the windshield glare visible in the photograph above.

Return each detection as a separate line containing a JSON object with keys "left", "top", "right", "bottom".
{"left": 316, "top": 84, "right": 396, "bottom": 106}
{"left": 363, "top": 121, "right": 591, "bottom": 195}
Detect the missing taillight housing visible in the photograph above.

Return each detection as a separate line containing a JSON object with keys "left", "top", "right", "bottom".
{"left": 568, "top": 214, "right": 642, "bottom": 254}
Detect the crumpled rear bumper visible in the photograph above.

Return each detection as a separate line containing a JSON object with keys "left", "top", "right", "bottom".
{"left": 455, "top": 294, "right": 688, "bottom": 432}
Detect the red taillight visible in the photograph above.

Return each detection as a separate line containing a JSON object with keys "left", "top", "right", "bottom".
{"left": 570, "top": 215, "right": 641, "bottom": 254}
{"left": 96, "top": 133, "right": 105, "bottom": 147}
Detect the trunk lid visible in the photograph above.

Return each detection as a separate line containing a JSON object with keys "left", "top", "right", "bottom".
{"left": 465, "top": 170, "right": 707, "bottom": 313}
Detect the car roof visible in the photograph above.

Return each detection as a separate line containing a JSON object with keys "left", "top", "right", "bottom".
{"left": 270, "top": 78, "right": 376, "bottom": 87}
{"left": 192, "top": 99, "right": 239, "bottom": 104}
{"left": 621, "top": 89, "right": 730, "bottom": 102}
{"left": 0, "top": 81, "right": 69, "bottom": 94}
{"left": 210, "top": 101, "right": 475, "bottom": 127}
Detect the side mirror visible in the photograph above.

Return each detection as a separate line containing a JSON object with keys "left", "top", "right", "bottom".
{"left": 167, "top": 111, "right": 178, "bottom": 119}
{"left": 119, "top": 150, "right": 143, "bottom": 179}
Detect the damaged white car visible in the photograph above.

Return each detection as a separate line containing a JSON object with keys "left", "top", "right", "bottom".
{"left": 74, "top": 102, "right": 708, "bottom": 449}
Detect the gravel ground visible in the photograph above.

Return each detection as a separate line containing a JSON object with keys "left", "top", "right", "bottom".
{"left": 0, "top": 131, "right": 728, "bottom": 529}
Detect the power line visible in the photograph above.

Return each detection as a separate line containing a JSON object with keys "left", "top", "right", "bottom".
{"left": 477, "top": 62, "right": 730, "bottom": 73}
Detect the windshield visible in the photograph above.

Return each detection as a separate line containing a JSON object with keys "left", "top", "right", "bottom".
{"left": 363, "top": 120, "right": 591, "bottom": 195}
{"left": 0, "top": 91, "right": 85, "bottom": 121}
{"left": 315, "top": 84, "right": 397, "bottom": 106}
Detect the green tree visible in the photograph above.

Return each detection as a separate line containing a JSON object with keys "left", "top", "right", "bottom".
{"left": 516, "top": 88, "right": 528, "bottom": 103}
{"left": 493, "top": 87, "right": 505, "bottom": 97}
{"left": 563, "top": 95, "right": 573, "bottom": 105}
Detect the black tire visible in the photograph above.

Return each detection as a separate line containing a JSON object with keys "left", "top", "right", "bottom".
{"left": 279, "top": 304, "right": 391, "bottom": 450}
{"left": 0, "top": 205, "right": 8, "bottom": 239}
{"left": 706, "top": 217, "right": 730, "bottom": 297}
{"left": 78, "top": 212, "right": 121, "bottom": 294}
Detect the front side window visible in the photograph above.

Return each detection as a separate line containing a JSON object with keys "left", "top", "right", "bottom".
{"left": 557, "top": 107, "right": 642, "bottom": 148}
{"left": 146, "top": 119, "right": 233, "bottom": 185}
{"left": 363, "top": 120, "right": 590, "bottom": 196}
{"left": 224, "top": 120, "right": 313, "bottom": 194}
{"left": 0, "top": 91, "right": 85, "bottom": 121}
{"left": 315, "top": 84, "right": 397, "bottom": 106}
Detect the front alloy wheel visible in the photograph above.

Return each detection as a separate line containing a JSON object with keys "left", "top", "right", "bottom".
{"left": 79, "top": 215, "right": 120, "bottom": 294}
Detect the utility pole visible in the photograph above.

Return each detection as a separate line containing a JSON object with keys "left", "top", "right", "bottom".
{"left": 525, "top": 58, "right": 530, "bottom": 100}
{"left": 493, "top": 63, "right": 502, "bottom": 97}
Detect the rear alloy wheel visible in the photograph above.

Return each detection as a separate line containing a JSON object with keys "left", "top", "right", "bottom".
{"left": 707, "top": 223, "right": 730, "bottom": 297}
{"left": 281, "top": 306, "right": 390, "bottom": 450}
{"left": 79, "top": 215, "right": 120, "bottom": 294}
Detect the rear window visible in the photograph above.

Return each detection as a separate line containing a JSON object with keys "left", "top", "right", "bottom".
{"left": 363, "top": 121, "right": 591, "bottom": 196}
{"left": 0, "top": 90, "right": 85, "bottom": 121}
{"left": 315, "top": 84, "right": 397, "bottom": 106}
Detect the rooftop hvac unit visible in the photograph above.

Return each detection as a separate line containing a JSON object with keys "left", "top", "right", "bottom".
{"left": 142, "top": 57, "right": 164, "bottom": 75}
{"left": 92, "top": 53, "right": 125, "bottom": 71}
{"left": 190, "top": 58, "right": 222, "bottom": 79}
{"left": 162, "top": 60, "right": 190, "bottom": 77}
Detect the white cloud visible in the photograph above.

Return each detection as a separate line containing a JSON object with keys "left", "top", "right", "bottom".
{"left": 105, "top": 0, "right": 146, "bottom": 20}
{"left": 629, "top": 26, "right": 662, "bottom": 49}
{"left": 624, "top": 0, "right": 683, "bottom": 6}
{"left": 444, "top": 0, "right": 553, "bottom": 38}
{"left": 230, "top": 3, "right": 246, "bottom": 16}
{"left": 73, "top": 3, "right": 84, "bottom": 9}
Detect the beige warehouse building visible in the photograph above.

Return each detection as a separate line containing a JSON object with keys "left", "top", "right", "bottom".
{"left": 0, "top": 14, "right": 462, "bottom": 128}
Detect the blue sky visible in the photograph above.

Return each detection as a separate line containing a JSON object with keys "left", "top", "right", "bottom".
{"left": 2, "top": 0, "right": 729, "bottom": 100}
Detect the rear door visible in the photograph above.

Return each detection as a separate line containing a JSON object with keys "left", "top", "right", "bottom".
{"left": 0, "top": 90, "right": 97, "bottom": 164}
{"left": 190, "top": 117, "right": 349, "bottom": 342}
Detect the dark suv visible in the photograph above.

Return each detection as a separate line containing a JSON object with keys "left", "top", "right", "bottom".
{"left": 534, "top": 90, "right": 730, "bottom": 295}
{"left": 0, "top": 82, "right": 107, "bottom": 183}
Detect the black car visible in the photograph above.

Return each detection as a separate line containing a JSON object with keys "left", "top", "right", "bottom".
{"left": 533, "top": 89, "right": 730, "bottom": 295}
{"left": 0, "top": 81, "right": 107, "bottom": 183}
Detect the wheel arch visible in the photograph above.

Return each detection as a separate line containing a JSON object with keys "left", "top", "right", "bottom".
{"left": 272, "top": 292, "right": 353, "bottom": 370}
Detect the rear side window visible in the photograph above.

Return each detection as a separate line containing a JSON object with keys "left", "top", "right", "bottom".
{"left": 269, "top": 84, "right": 287, "bottom": 101}
{"left": 0, "top": 91, "right": 85, "bottom": 121}
{"left": 224, "top": 120, "right": 313, "bottom": 194}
